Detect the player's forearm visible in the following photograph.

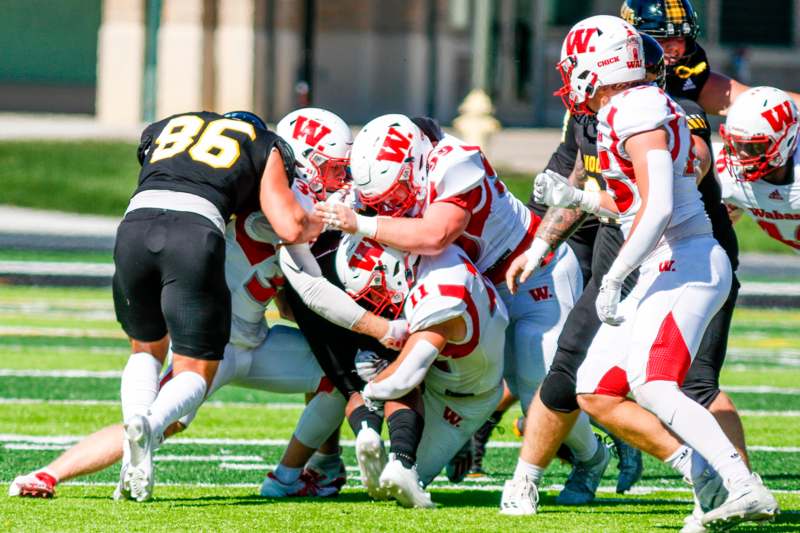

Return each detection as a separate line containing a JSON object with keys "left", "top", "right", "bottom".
{"left": 352, "top": 312, "right": 391, "bottom": 342}
{"left": 279, "top": 245, "right": 367, "bottom": 329}
{"left": 374, "top": 216, "right": 457, "bottom": 255}
{"left": 362, "top": 338, "right": 440, "bottom": 400}
{"left": 535, "top": 206, "right": 589, "bottom": 249}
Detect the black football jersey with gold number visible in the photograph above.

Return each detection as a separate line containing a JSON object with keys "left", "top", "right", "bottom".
{"left": 135, "top": 111, "right": 293, "bottom": 221}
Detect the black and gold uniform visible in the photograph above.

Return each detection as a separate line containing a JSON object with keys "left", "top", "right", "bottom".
{"left": 114, "top": 111, "right": 293, "bottom": 360}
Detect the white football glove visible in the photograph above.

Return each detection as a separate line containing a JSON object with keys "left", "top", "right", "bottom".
{"left": 533, "top": 170, "right": 582, "bottom": 208}
{"left": 596, "top": 276, "right": 625, "bottom": 326}
{"left": 355, "top": 349, "right": 389, "bottom": 382}
{"left": 519, "top": 238, "right": 550, "bottom": 284}
{"left": 380, "top": 319, "right": 409, "bottom": 351}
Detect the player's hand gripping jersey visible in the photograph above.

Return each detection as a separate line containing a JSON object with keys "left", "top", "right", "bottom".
{"left": 425, "top": 134, "right": 535, "bottom": 281}
{"left": 225, "top": 179, "right": 317, "bottom": 348}
{"left": 403, "top": 246, "right": 509, "bottom": 396}
{"left": 597, "top": 85, "right": 711, "bottom": 248}
{"left": 715, "top": 142, "right": 800, "bottom": 253}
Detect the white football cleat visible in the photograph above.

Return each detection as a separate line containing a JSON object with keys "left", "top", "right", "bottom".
{"left": 499, "top": 475, "right": 539, "bottom": 515}
{"left": 8, "top": 471, "right": 57, "bottom": 498}
{"left": 123, "top": 414, "right": 155, "bottom": 502}
{"left": 259, "top": 471, "right": 338, "bottom": 498}
{"left": 680, "top": 505, "right": 707, "bottom": 533}
{"left": 701, "top": 473, "right": 779, "bottom": 530}
{"left": 379, "top": 456, "right": 434, "bottom": 509}
{"left": 355, "top": 424, "right": 388, "bottom": 500}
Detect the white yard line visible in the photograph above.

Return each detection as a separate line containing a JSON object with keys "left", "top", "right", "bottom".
{"left": 0, "top": 326, "right": 125, "bottom": 339}
{"left": 2, "top": 434, "right": 798, "bottom": 453}
{"left": 0, "top": 398, "right": 304, "bottom": 409}
{"left": 724, "top": 385, "right": 800, "bottom": 394}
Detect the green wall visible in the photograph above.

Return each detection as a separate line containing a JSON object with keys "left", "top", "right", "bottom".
{"left": 0, "top": 0, "right": 102, "bottom": 84}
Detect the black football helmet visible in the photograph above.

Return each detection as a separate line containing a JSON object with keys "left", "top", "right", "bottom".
{"left": 620, "top": 0, "right": 700, "bottom": 40}
{"left": 641, "top": 33, "right": 666, "bottom": 89}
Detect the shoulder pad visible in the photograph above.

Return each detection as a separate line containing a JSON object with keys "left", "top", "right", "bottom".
{"left": 603, "top": 87, "right": 676, "bottom": 142}
{"left": 427, "top": 136, "right": 486, "bottom": 201}
{"left": 404, "top": 247, "right": 473, "bottom": 332}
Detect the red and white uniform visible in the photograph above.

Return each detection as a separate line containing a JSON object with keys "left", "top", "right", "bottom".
{"left": 715, "top": 142, "right": 800, "bottom": 253}
{"left": 596, "top": 85, "right": 711, "bottom": 243}
{"left": 402, "top": 245, "right": 508, "bottom": 485}
{"left": 577, "top": 85, "right": 732, "bottom": 395}
{"left": 425, "top": 133, "right": 583, "bottom": 411}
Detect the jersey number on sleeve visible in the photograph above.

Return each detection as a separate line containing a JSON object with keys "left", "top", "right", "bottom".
{"left": 149, "top": 116, "right": 256, "bottom": 169}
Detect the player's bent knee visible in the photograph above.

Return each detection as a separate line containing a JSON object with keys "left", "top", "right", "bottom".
{"left": 540, "top": 370, "right": 579, "bottom": 413}
{"left": 633, "top": 380, "right": 680, "bottom": 422}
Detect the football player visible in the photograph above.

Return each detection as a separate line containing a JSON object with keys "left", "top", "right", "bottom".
{"left": 9, "top": 178, "right": 344, "bottom": 499}
{"left": 716, "top": 87, "right": 800, "bottom": 253}
{"left": 503, "top": 17, "right": 778, "bottom": 531}
{"left": 316, "top": 115, "right": 611, "bottom": 502}
{"left": 113, "top": 110, "right": 323, "bottom": 501}
{"left": 338, "top": 235, "right": 508, "bottom": 508}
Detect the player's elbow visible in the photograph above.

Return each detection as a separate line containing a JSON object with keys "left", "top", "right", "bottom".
{"left": 419, "top": 226, "right": 455, "bottom": 255}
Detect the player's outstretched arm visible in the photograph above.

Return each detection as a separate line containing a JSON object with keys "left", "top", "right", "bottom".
{"left": 362, "top": 319, "right": 460, "bottom": 401}
{"left": 316, "top": 201, "right": 470, "bottom": 256}
{"left": 279, "top": 244, "right": 408, "bottom": 349}
{"left": 260, "top": 149, "right": 324, "bottom": 244}
{"left": 699, "top": 71, "right": 800, "bottom": 116}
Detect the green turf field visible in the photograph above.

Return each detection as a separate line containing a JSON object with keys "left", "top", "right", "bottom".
{"left": 0, "top": 140, "right": 793, "bottom": 254}
{"left": 0, "top": 286, "right": 798, "bottom": 531}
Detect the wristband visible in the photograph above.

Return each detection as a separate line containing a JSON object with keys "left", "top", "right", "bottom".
{"left": 355, "top": 213, "right": 378, "bottom": 238}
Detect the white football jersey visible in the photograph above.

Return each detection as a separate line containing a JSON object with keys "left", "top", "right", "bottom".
{"left": 424, "top": 134, "right": 534, "bottom": 275}
{"left": 224, "top": 179, "right": 317, "bottom": 348}
{"left": 597, "top": 85, "right": 711, "bottom": 244}
{"left": 715, "top": 142, "right": 800, "bottom": 253}
{"left": 403, "top": 245, "right": 509, "bottom": 396}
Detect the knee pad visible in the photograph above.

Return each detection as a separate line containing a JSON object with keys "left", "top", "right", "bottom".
{"left": 634, "top": 380, "right": 680, "bottom": 422}
{"left": 540, "top": 370, "right": 579, "bottom": 413}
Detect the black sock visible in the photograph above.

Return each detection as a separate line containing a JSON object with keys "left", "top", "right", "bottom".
{"left": 348, "top": 404, "right": 382, "bottom": 435}
{"left": 387, "top": 409, "right": 424, "bottom": 469}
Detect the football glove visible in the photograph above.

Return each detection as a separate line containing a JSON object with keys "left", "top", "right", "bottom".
{"left": 596, "top": 276, "right": 624, "bottom": 326}
{"left": 355, "top": 350, "right": 389, "bottom": 383}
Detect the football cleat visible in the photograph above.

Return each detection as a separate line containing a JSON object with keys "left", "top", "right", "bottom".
{"left": 609, "top": 434, "right": 643, "bottom": 493}
{"left": 113, "top": 462, "right": 132, "bottom": 501}
{"left": 259, "top": 471, "right": 338, "bottom": 498}
{"left": 122, "top": 414, "right": 155, "bottom": 502}
{"left": 499, "top": 475, "right": 539, "bottom": 515}
{"left": 445, "top": 441, "right": 472, "bottom": 483}
{"left": 379, "top": 455, "right": 435, "bottom": 509}
{"left": 8, "top": 470, "right": 57, "bottom": 498}
{"left": 556, "top": 436, "right": 611, "bottom": 505}
{"left": 355, "top": 424, "right": 389, "bottom": 500}
{"left": 701, "top": 473, "right": 779, "bottom": 530}
{"left": 467, "top": 412, "right": 503, "bottom": 477}
{"left": 303, "top": 454, "right": 347, "bottom": 495}
{"left": 680, "top": 505, "right": 707, "bottom": 533}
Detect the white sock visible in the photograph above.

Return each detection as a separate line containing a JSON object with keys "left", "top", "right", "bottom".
{"left": 564, "top": 412, "right": 598, "bottom": 463}
{"left": 274, "top": 464, "right": 302, "bottom": 485}
{"left": 120, "top": 352, "right": 162, "bottom": 422}
{"left": 146, "top": 371, "right": 206, "bottom": 438}
{"left": 635, "top": 381, "right": 751, "bottom": 490}
{"left": 665, "top": 444, "right": 693, "bottom": 481}
{"left": 514, "top": 457, "right": 544, "bottom": 485}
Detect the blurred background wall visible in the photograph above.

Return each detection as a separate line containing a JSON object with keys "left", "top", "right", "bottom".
{"left": 0, "top": 0, "right": 798, "bottom": 127}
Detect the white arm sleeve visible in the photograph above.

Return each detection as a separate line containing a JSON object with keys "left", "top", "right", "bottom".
{"left": 361, "top": 339, "right": 439, "bottom": 400}
{"left": 279, "top": 244, "right": 367, "bottom": 329}
{"left": 606, "top": 150, "right": 674, "bottom": 282}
